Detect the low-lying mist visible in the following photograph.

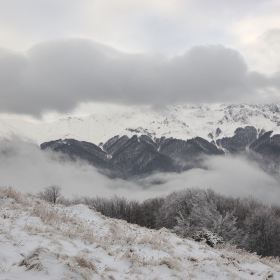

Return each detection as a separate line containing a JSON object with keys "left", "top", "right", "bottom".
{"left": 1, "top": 139, "right": 280, "bottom": 204}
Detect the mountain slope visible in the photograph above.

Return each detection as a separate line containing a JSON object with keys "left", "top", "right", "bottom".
{"left": 41, "top": 139, "right": 113, "bottom": 170}
{"left": 40, "top": 135, "right": 224, "bottom": 177}
{"left": 250, "top": 131, "right": 280, "bottom": 166}
{"left": 1, "top": 186, "right": 280, "bottom": 280}
{"left": 216, "top": 126, "right": 258, "bottom": 153}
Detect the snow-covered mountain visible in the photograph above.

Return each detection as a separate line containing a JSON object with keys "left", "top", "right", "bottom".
{"left": 1, "top": 186, "right": 280, "bottom": 280}
{"left": 0, "top": 103, "right": 280, "bottom": 146}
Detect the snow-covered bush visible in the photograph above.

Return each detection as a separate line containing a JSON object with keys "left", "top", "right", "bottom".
{"left": 192, "top": 229, "right": 223, "bottom": 247}
{"left": 170, "top": 189, "right": 247, "bottom": 247}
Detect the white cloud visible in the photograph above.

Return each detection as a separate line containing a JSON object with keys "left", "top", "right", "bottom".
{"left": 236, "top": 28, "right": 280, "bottom": 75}
{"left": 136, "top": 155, "right": 280, "bottom": 204}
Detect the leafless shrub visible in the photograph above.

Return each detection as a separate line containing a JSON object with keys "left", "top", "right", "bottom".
{"left": 37, "top": 185, "right": 62, "bottom": 204}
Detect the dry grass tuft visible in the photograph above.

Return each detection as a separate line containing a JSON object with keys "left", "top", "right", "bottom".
{"left": 73, "top": 255, "right": 97, "bottom": 272}
{"left": 103, "top": 265, "right": 119, "bottom": 272}
{"left": 159, "top": 257, "right": 182, "bottom": 271}
{"left": 22, "top": 201, "right": 99, "bottom": 245}
{"left": 264, "top": 270, "right": 274, "bottom": 279}
{"left": 18, "top": 247, "right": 98, "bottom": 280}
{"left": 66, "top": 254, "right": 98, "bottom": 280}
{"left": 137, "top": 230, "right": 172, "bottom": 251}
{"left": 187, "top": 255, "right": 198, "bottom": 262}
{"left": 18, "top": 247, "right": 49, "bottom": 271}
{"left": 0, "top": 186, "right": 23, "bottom": 203}
{"left": 127, "top": 266, "right": 143, "bottom": 275}
{"left": 121, "top": 249, "right": 158, "bottom": 267}
{"left": 0, "top": 263, "right": 11, "bottom": 273}
{"left": 260, "top": 256, "right": 280, "bottom": 267}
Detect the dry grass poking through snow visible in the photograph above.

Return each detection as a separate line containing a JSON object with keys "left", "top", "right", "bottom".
{"left": 1, "top": 186, "right": 280, "bottom": 280}
{"left": 18, "top": 247, "right": 97, "bottom": 280}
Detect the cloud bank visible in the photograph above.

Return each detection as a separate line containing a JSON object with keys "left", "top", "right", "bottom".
{"left": 1, "top": 140, "right": 280, "bottom": 205}
{"left": 0, "top": 39, "right": 280, "bottom": 116}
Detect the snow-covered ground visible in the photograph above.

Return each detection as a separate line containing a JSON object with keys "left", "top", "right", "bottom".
{"left": 1, "top": 186, "right": 280, "bottom": 280}
{"left": 0, "top": 103, "right": 279, "bottom": 145}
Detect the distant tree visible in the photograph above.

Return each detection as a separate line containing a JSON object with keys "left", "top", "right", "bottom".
{"left": 38, "top": 185, "right": 62, "bottom": 204}
{"left": 244, "top": 207, "right": 280, "bottom": 256}
{"left": 139, "top": 197, "right": 164, "bottom": 228}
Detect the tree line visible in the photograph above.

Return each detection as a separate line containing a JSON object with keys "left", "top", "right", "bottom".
{"left": 38, "top": 185, "right": 280, "bottom": 257}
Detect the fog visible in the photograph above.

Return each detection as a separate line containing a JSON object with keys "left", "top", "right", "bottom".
{"left": 1, "top": 140, "right": 280, "bottom": 205}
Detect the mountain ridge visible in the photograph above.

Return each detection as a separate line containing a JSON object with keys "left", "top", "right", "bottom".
{"left": 40, "top": 127, "right": 279, "bottom": 178}
{"left": 0, "top": 103, "right": 280, "bottom": 146}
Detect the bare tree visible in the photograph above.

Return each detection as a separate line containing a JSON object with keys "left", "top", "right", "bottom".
{"left": 38, "top": 185, "right": 62, "bottom": 204}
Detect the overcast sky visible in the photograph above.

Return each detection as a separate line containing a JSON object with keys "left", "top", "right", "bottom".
{"left": 1, "top": 1, "right": 280, "bottom": 203}
{"left": 0, "top": 0, "right": 280, "bottom": 119}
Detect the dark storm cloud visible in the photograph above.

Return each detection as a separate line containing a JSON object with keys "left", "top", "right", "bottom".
{"left": 0, "top": 39, "right": 279, "bottom": 116}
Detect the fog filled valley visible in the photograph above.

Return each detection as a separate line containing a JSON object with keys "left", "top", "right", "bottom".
{"left": 1, "top": 138, "right": 280, "bottom": 204}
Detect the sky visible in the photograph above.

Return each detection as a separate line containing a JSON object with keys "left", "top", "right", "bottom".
{"left": 0, "top": 0, "right": 280, "bottom": 120}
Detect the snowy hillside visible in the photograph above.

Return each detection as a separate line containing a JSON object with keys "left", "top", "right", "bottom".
{"left": 0, "top": 103, "right": 280, "bottom": 145}
{"left": 1, "top": 186, "right": 280, "bottom": 280}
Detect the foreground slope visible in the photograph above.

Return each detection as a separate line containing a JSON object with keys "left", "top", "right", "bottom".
{"left": 1, "top": 187, "right": 280, "bottom": 280}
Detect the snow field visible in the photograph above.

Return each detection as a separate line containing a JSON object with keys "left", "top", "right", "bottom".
{"left": 0, "top": 103, "right": 279, "bottom": 146}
